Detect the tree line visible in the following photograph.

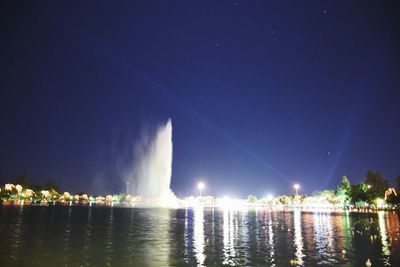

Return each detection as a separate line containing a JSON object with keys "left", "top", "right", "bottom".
{"left": 336, "top": 169, "right": 399, "bottom": 207}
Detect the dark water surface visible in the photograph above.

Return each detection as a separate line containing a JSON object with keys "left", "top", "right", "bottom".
{"left": 0, "top": 206, "right": 399, "bottom": 266}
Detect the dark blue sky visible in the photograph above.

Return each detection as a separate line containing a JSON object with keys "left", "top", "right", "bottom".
{"left": 1, "top": 1, "right": 399, "bottom": 197}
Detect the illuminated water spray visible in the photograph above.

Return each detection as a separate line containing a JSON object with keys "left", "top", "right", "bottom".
{"left": 124, "top": 119, "right": 177, "bottom": 206}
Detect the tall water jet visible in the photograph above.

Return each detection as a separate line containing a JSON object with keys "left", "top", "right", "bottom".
{"left": 124, "top": 119, "right": 176, "bottom": 206}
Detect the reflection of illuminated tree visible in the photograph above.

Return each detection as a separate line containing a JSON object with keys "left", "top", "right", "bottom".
{"left": 341, "top": 213, "right": 352, "bottom": 252}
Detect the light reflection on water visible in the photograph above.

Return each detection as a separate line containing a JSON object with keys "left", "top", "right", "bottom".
{"left": 223, "top": 208, "right": 236, "bottom": 265}
{"left": 9, "top": 206, "right": 23, "bottom": 262}
{"left": 63, "top": 207, "right": 72, "bottom": 264}
{"left": 105, "top": 208, "right": 113, "bottom": 266}
{"left": 194, "top": 206, "right": 205, "bottom": 266}
{"left": 82, "top": 207, "right": 92, "bottom": 266}
{"left": 313, "top": 211, "right": 336, "bottom": 265}
{"left": 293, "top": 208, "right": 304, "bottom": 265}
{"left": 378, "top": 210, "right": 390, "bottom": 265}
{"left": 0, "top": 206, "right": 400, "bottom": 266}
{"left": 268, "top": 211, "right": 275, "bottom": 266}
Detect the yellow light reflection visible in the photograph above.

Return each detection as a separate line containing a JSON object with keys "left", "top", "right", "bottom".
{"left": 378, "top": 211, "right": 390, "bottom": 264}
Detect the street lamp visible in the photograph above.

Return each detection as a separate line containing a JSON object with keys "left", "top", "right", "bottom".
{"left": 294, "top": 183, "right": 300, "bottom": 196}
{"left": 197, "top": 182, "right": 205, "bottom": 197}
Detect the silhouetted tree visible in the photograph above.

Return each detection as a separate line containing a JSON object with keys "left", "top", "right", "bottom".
{"left": 13, "top": 173, "right": 30, "bottom": 187}
{"left": 364, "top": 169, "right": 389, "bottom": 199}
{"left": 43, "top": 180, "right": 61, "bottom": 194}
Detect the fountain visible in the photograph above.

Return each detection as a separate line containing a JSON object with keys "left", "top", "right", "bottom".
{"left": 123, "top": 119, "right": 177, "bottom": 207}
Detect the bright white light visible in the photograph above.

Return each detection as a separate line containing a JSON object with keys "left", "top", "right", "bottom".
{"left": 294, "top": 184, "right": 300, "bottom": 190}
{"left": 266, "top": 194, "right": 274, "bottom": 201}
{"left": 197, "top": 182, "right": 205, "bottom": 190}
{"left": 218, "top": 196, "right": 233, "bottom": 209}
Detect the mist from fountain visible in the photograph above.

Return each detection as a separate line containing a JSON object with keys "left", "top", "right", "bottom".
{"left": 123, "top": 119, "right": 177, "bottom": 207}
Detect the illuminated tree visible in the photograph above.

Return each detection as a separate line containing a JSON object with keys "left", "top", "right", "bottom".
{"left": 276, "top": 195, "right": 290, "bottom": 206}
{"left": 247, "top": 194, "right": 257, "bottom": 204}
{"left": 351, "top": 182, "right": 370, "bottom": 206}
{"left": 63, "top": 192, "right": 71, "bottom": 201}
{"left": 386, "top": 175, "right": 400, "bottom": 205}
{"left": 336, "top": 176, "right": 352, "bottom": 207}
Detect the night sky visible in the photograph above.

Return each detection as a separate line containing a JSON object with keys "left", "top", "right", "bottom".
{"left": 1, "top": 1, "right": 399, "bottom": 197}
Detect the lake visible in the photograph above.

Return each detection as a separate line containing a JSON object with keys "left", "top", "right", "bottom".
{"left": 0, "top": 206, "right": 399, "bottom": 266}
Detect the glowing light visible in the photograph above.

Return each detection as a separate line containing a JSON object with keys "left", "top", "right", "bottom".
{"left": 266, "top": 194, "right": 274, "bottom": 201}
{"left": 5, "top": 184, "right": 14, "bottom": 191}
{"left": 96, "top": 196, "right": 105, "bottom": 203}
{"left": 197, "top": 182, "right": 205, "bottom": 190}
{"left": 217, "top": 196, "right": 234, "bottom": 209}
{"left": 15, "top": 184, "right": 23, "bottom": 193}
{"left": 376, "top": 198, "right": 385, "bottom": 208}
{"left": 197, "top": 182, "right": 205, "bottom": 197}
{"left": 25, "top": 189, "right": 34, "bottom": 198}
{"left": 41, "top": 190, "right": 49, "bottom": 198}
{"left": 63, "top": 192, "right": 71, "bottom": 200}
{"left": 105, "top": 195, "right": 113, "bottom": 203}
{"left": 293, "top": 183, "right": 300, "bottom": 195}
